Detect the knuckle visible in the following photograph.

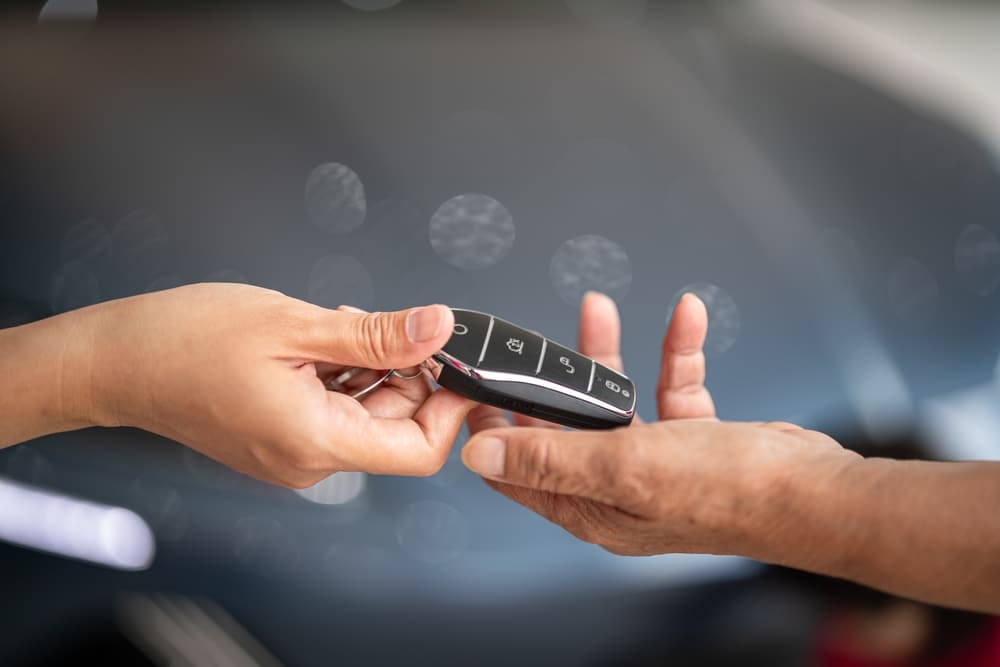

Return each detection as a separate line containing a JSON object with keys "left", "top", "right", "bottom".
{"left": 279, "top": 436, "right": 332, "bottom": 479}
{"left": 518, "top": 436, "right": 559, "bottom": 489}
{"left": 262, "top": 455, "right": 326, "bottom": 489}
{"left": 282, "top": 472, "right": 321, "bottom": 490}
{"left": 608, "top": 430, "right": 656, "bottom": 508}
{"left": 357, "top": 313, "right": 394, "bottom": 365}
{"left": 411, "top": 451, "right": 448, "bottom": 478}
{"left": 280, "top": 440, "right": 314, "bottom": 472}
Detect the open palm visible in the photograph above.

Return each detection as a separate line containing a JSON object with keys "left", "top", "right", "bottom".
{"left": 466, "top": 290, "right": 716, "bottom": 435}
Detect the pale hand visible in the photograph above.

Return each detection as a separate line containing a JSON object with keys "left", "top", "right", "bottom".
{"left": 2, "top": 283, "right": 475, "bottom": 487}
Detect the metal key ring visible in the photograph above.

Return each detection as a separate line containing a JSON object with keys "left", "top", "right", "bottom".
{"left": 391, "top": 367, "right": 426, "bottom": 381}
{"left": 324, "top": 362, "right": 433, "bottom": 400}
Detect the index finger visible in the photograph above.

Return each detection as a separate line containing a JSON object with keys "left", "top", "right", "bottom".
{"left": 331, "top": 388, "right": 476, "bottom": 476}
{"left": 658, "top": 293, "right": 716, "bottom": 420}
{"left": 578, "top": 291, "right": 624, "bottom": 372}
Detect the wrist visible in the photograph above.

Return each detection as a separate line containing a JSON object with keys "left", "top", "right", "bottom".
{"left": 85, "top": 296, "right": 150, "bottom": 430}
{"left": 0, "top": 305, "right": 112, "bottom": 445}
{"left": 58, "top": 298, "right": 138, "bottom": 431}
{"left": 55, "top": 304, "right": 115, "bottom": 430}
{"left": 736, "top": 438, "right": 867, "bottom": 572}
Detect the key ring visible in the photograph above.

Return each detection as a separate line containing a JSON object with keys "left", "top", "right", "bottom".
{"left": 324, "top": 362, "right": 436, "bottom": 400}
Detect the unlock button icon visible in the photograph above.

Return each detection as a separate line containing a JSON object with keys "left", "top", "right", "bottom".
{"left": 540, "top": 343, "right": 591, "bottom": 392}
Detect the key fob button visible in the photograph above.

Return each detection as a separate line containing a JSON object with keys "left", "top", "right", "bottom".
{"left": 440, "top": 309, "right": 492, "bottom": 365}
{"left": 589, "top": 365, "right": 635, "bottom": 411}
{"left": 434, "top": 309, "right": 635, "bottom": 429}
{"left": 480, "top": 320, "right": 544, "bottom": 374}
{"left": 539, "top": 341, "right": 593, "bottom": 393}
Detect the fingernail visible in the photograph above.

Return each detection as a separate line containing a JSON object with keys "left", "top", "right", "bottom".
{"left": 585, "top": 290, "right": 613, "bottom": 306}
{"left": 681, "top": 292, "right": 706, "bottom": 311}
{"left": 406, "top": 305, "right": 447, "bottom": 343}
{"left": 463, "top": 437, "right": 506, "bottom": 478}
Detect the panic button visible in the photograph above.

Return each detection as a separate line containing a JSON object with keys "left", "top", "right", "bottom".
{"left": 479, "top": 320, "right": 544, "bottom": 374}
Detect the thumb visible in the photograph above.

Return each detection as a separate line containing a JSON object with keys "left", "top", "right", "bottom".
{"left": 461, "top": 427, "right": 629, "bottom": 505}
{"left": 310, "top": 304, "right": 455, "bottom": 369}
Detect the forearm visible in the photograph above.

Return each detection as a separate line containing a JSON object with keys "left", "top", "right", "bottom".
{"left": 757, "top": 455, "right": 1000, "bottom": 613}
{"left": 0, "top": 308, "right": 103, "bottom": 447}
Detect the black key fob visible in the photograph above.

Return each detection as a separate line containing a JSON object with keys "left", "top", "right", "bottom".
{"left": 432, "top": 308, "right": 636, "bottom": 430}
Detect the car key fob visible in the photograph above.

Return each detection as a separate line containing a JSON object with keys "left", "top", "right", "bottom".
{"left": 432, "top": 308, "right": 636, "bottom": 430}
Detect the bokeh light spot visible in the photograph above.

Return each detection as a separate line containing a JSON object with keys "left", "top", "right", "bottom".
{"left": 306, "top": 254, "right": 375, "bottom": 311}
{"left": 49, "top": 259, "right": 100, "bottom": 313}
{"left": 99, "top": 508, "right": 155, "bottom": 570}
{"left": 429, "top": 194, "right": 516, "bottom": 270}
{"left": 670, "top": 283, "right": 741, "bottom": 359}
{"left": 954, "top": 224, "right": 1000, "bottom": 296}
{"left": 113, "top": 209, "right": 169, "bottom": 279}
{"left": 4, "top": 447, "right": 54, "bottom": 485}
{"left": 550, "top": 235, "right": 632, "bottom": 306}
{"left": 305, "top": 162, "right": 367, "bottom": 235}
{"left": 323, "top": 544, "right": 403, "bottom": 599}
{"left": 234, "top": 516, "right": 300, "bottom": 573}
{"left": 181, "top": 447, "right": 238, "bottom": 490}
{"left": 129, "top": 476, "right": 188, "bottom": 542}
{"left": 395, "top": 500, "right": 468, "bottom": 564}
{"left": 887, "top": 258, "right": 939, "bottom": 323}
{"left": 61, "top": 219, "right": 111, "bottom": 266}
{"left": 295, "top": 472, "right": 366, "bottom": 506}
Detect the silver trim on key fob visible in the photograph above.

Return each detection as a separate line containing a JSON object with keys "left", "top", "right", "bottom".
{"left": 432, "top": 349, "right": 637, "bottom": 421}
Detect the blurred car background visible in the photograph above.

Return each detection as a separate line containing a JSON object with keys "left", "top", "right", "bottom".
{"left": 1, "top": 0, "right": 999, "bottom": 664}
